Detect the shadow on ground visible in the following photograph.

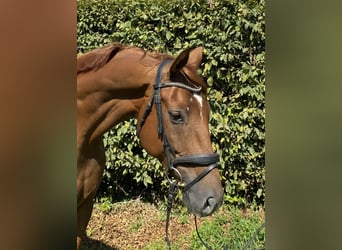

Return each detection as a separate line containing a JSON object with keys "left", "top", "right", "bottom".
{"left": 81, "top": 237, "right": 118, "bottom": 250}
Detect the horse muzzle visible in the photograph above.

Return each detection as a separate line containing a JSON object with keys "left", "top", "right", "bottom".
{"left": 170, "top": 153, "right": 224, "bottom": 217}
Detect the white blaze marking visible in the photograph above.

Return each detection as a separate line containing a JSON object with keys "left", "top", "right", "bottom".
{"left": 193, "top": 93, "right": 203, "bottom": 120}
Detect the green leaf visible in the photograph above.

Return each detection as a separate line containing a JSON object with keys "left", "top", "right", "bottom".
{"left": 165, "top": 31, "right": 173, "bottom": 40}
{"left": 215, "top": 91, "right": 223, "bottom": 102}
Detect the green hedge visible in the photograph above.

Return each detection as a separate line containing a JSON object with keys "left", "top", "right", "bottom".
{"left": 77, "top": 0, "right": 265, "bottom": 207}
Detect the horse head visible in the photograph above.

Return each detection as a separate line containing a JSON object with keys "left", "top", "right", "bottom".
{"left": 138, "top": 47, "right": 224, "bottom": 217}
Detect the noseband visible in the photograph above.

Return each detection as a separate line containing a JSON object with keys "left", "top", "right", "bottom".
{"left": 138, "top": 59, "right": 220, "bottom": 190}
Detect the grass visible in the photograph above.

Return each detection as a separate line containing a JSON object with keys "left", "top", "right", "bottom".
{"left": 129, "top": 215, "right": 143, "bottom": 233}
{"left": 227, "top": 208, "right": 265, "bottom": 249}
{"left": 83, "top": 199, "right": 265, "bottom": 250}
{"left": 189, "top": 207, "right": 265, "bottom": 250}
{"left": 189, "top": 214, "right": 230, "bottom": 249}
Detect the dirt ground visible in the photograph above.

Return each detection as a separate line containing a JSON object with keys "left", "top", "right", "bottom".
{"left": 82, "top": 199, "right": 197, "bottom": 250}
{"left": 81, "top": 199, "right": 265, "bottom": 250}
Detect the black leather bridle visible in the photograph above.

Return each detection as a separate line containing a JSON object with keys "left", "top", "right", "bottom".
{"left": 138, "top": 59, "right": 220, "bottom": 249}
{"left": 138, "top": 59, "right": 220, "bottom": 192}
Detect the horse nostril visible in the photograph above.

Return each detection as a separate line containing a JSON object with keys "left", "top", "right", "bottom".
{"left": 207, "top": 197, "right": 215, "bottom": 207}
{"left": 202, "top": 197, "right": 217, "bottom": 216}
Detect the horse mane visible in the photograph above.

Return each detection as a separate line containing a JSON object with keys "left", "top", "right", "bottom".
{"left": 77, "top": 42, "right": 174, "bottom": 75}
{"left": 77, "top": 42, "right": 207, "bottom": 91}
{"left": 77, "top": 43, "right": 125, "bottom": 74}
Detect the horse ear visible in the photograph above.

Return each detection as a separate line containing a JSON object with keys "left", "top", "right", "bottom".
{"left": 170, "top": 47, "right": 203, "bottom": 75}
{"left": 187, "top": 46, "right": 203, "bottom": 69}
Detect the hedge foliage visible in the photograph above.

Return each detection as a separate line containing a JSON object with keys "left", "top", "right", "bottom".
{"left": 77, "top": 0, "right": 265, "bottom": 207}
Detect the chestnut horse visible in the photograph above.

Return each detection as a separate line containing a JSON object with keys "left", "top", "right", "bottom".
{"left": 77, "top": 43, "right": 223, "bottom": 249}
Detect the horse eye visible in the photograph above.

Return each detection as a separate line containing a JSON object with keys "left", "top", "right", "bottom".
{"left": 169, "top": 111, "right": 183, "bottom": 124}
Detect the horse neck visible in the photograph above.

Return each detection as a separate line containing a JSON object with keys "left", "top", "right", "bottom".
{"left": 77, "top": 54, "right": 156, "bottom": 144}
